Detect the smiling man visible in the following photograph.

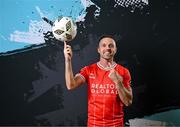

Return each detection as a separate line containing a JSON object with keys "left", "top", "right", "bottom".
{"left": 64, "top": 35, "right": 133, "bottom": 127}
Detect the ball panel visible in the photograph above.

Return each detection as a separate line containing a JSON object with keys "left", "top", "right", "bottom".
{"left": 66, "top": 21, "right": 71, "bottom": 31}
{"left": 65, "top": 33, "right": 72, "bottom": 41}
{"left": 54, "top": 29, "right": 64, "bottom": 35}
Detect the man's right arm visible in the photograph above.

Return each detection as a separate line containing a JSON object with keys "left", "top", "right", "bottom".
{"left": 64, "top": 41, "right": 85, "bottom": 90}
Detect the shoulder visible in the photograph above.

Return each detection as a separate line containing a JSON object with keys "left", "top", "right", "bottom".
{"left": 85, "top": 63, "right": 97, "bottom": 69}
{"left": 80, "top": 63, "right": 97, "bottom": 72}
{"left": 116, "top": 64, "right": 130, "bottom": 74}
{"left": 116, "top": 64, "right": 131, "bottom": 84}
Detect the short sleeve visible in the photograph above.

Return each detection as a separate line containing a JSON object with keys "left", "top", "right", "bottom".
{"left": 123, "top": 69, "right": 132, "bottom": 88}
{"left": 76, "top": 66, "right": 89, "bottom": 82}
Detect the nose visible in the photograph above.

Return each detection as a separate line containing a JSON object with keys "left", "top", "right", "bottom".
{"left": 105, "top": 46, "right": 111, "bottom": 52}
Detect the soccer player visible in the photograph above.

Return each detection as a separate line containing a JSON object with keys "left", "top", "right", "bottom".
{"left": 64, "top": 35, "right": 133, "bottom": 127}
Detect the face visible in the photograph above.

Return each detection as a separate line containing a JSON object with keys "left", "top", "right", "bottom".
{"left": 98, "top": 37, "right": 117, "bottom": 60}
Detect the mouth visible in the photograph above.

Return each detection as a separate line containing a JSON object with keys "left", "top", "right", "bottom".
{"left": 104, "top": 51, "right": 111, "bottom": 55}
{"left": 103, "top": 51, "right": 112, "bottom": 57}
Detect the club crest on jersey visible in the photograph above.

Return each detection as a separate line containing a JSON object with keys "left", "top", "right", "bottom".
{"left": 89, "top": 73, "right": 95, "bottom": 79}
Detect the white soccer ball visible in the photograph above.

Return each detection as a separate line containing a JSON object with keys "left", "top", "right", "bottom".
{"left": 52, "top": 17, "right": 77, "bottom": 42}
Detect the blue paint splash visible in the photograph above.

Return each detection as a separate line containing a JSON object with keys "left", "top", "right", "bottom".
{"left": 0, "top": 0, "right": 92, "bottom": 53}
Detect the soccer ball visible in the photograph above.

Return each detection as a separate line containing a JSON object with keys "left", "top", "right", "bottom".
{"left": 52, "top": 17, "right": 77, "bottom": 42}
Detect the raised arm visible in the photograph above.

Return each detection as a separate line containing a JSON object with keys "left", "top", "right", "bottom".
{"left": 64, "top": 41, "right": 85, "bottom": 90}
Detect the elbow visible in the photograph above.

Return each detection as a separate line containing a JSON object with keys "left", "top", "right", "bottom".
{"left": 67, "top": 86, "right": 73, "bottom": 90}
{"left": 124, "top": 93, "right": 133, "bottom": 106}
{"left": 124, "top": 97, "right": 133, "bottom": 107}
{"left": 66, "top": 85, "right": 74, "bottom": 90}
{"left": 124, "top": 100, "right": 132, "bottom": 106}
{"left": 66, "top": 83, "right": 75, "bottom": 90}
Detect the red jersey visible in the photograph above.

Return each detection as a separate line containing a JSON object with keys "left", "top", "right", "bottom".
{"left": 78, "top": 62, "right": 131, "bottom": 127}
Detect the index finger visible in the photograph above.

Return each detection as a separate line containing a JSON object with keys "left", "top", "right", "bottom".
{"left": 108, "top": 62, "right": 112, "bottom": 68}
{"left": 64, "top": 41, "right": 67, "bottom": 49}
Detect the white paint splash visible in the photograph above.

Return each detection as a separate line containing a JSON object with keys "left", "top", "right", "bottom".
{"left": 35, "top": 6, "right": 45, "bottom": 18}
{"left": 80, "top": 0, "right": 94, "bottom": 8}
{"left": 75, "top": 0, "right": 94, "bottom": 22}
{"left": 76, "top": 14, "right": 86, "bottom": 22}
{"left": 76, "top": 0, "right": 100, "bottom": 22}
{"left": 35, "top": 6, "right": 53, "bottom": 19}
{"left": 10, "top": 20, "right": 51, "bottom": 44}
{"left": 10, "top": 6, "right": 52, "bottom": 44}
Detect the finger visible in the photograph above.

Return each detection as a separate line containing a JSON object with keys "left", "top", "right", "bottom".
{"left": 107, "top": 62, "right": 112, "bottom": 68}
{"left": 66, "top": 45, "right": 71, "bottom": 48}
{"left": 66, "top": 50, "right": 71, "bottom": 54}
{"left": 66, "top": 48, "right": 72, "bottom": 52}
{"left": 64, "top": 41, "right": 66, "bottom": 49}
{"left": 108, "top": 62, "right": 114, "bottom": 70}
{"left": 66, "top": 50, "right": 72, "bottom": 57}
{"left": 114, "top": 71, "right": 123, "bottom": 82}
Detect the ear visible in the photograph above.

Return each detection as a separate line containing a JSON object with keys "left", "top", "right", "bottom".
{"left": 97, "top": 47, "right": 100, "bottom": 54}
{"left": 115, "top": 47, "right": 117, "bottom": 54}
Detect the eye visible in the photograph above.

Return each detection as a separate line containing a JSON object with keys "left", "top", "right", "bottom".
{"left": 102, "top": 44, "right": 106, "bottom": 47}
{"left": 109, "top": 44, "right": 114, "bottom": 48}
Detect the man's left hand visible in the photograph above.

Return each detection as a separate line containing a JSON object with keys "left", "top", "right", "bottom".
{"left": 108, "top": 62, "right": 123, "bottom": 84}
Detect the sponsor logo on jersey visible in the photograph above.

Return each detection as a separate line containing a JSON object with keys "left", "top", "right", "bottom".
{"left": 91, "top": 83, "right": 118, "bottom": 94}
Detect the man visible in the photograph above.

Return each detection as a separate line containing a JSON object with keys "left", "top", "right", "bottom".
{"left": 64, "top": 35, "right": 133, "bottom": 127}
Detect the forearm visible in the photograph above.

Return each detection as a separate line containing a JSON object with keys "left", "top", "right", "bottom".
{"left": 116, "top": 81, "right": 133, "bottom": 106}
{"left": 65, "top": 60, "right": 76, "bottom": 90}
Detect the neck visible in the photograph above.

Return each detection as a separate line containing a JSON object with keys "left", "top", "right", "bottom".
{"left": 99, "top": 58, "right": 114, "bottom": 68}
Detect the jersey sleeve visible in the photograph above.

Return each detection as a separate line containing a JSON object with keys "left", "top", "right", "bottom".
{"left": 76, "top": 66, "right": 89, "bottom": 82}
{"left": 123, "top": 69, "right": 131, "bottom": 88}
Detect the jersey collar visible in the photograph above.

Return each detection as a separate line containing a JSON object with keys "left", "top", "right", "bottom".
{"left": 97, "top": 62, "right": 117, "bottom": 71}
